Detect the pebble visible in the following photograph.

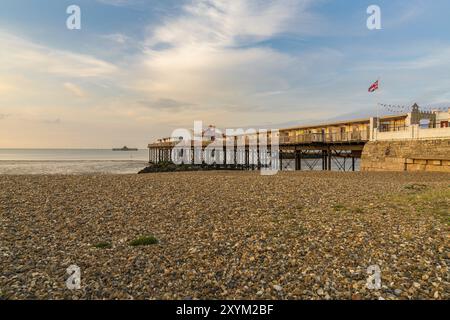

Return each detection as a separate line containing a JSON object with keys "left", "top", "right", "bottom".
{"left": 273, "top": 285, "right": 283, "bottom": 292}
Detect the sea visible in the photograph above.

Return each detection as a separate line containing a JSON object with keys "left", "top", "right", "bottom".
{"left": 0, "top": 149, "right": 361, "bottom": 174}
{"left": 0, "top": 149, "right": 149, "bottom": 175}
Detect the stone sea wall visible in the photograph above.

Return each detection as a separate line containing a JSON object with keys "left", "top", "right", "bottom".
{"left": 361, "top": 139, "right": 450, "bottom": 172}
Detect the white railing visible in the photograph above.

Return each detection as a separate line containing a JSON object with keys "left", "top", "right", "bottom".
{"left": 372, "top": 125, "right": 450, "bottom": 141}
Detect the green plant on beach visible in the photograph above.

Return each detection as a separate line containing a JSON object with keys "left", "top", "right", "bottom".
{"left": 130, "top": 235, "right": 159, "bottom": 247}
{"left": 404, "top": 183, "right": 428, "bottom": 192}
{"left": 332, "top": 204, "right": 346, "bottom": 211}
{"left": 352, "top": 207, "right": 364, "bottom": 214}
{"left": 93, "top": 241, "right": 112, "bottom": 249}
{"left": 391, "top": 186, "right": 450, "bottom": 224}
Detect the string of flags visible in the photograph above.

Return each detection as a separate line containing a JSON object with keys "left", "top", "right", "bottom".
{"left": 369, "top": 79, "right": 448, "bottom": 113}
{"left": 378, "top": 103, "right": 410, "bottom": 113}
{"left": 377, "top": 103, "right": 448, "bottom": 114}
{"left": 419, "top": 106, "right": 449, "bottom": 112}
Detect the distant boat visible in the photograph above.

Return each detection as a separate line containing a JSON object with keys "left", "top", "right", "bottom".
{"left": 112, "top": 146, "right": 138, "bottom": 151}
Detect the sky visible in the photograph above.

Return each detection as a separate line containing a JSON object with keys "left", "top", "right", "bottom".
{"left": 1, "top": 0, "right": 450, "bottom": 148}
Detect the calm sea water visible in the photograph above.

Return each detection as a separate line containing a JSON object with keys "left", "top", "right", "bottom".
{"left": 0, "top": 149, "right": 148, "bottom": 161}
{"left": 0, "top": 149, "right": 149, "bottom": 174}
{"left": 0, "top": 149, "right": 360, "bottom": 174}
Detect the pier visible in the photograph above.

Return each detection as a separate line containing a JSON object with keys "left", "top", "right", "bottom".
{"left": 148, "top": 104, "right": 450, "bottom": 172}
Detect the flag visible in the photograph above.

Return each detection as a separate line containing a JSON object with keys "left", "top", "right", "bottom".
{"left": 368, "top": 80, "right": 379, "bottom": 93}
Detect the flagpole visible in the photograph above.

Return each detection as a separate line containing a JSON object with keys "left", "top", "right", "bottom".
{"left": 376, "top": 77, "right": 380, "bottom": 129}
{"left": 376, "top": 102, "right": 379, "bottom": 128}
{"left": 368, "top": 78, "right": 381, "bottom": 134}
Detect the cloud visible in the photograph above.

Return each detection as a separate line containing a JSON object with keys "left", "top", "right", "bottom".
{"left": 102, "top": 33, "right": 131, "bottom": 44}
{"left": 41, "top": 118, "right": 62, "bottom": 125}
{"left": 147, "top": 0, "right": 308, "bottom": 48}
{"left": 396, "top": 47, "right": 450, "bottom": 70}
{"left": 96, "top": 0, "right": 141, "bottom": 7}
{"left": 383, "top": 1, "right": 424, "bottom": 29}
{"left": 135, "top": 0, "right": 316, "bottom": 109}
{"left": 138, "top": 98, "right": 195, "bottom": 110}
{"left": 63, "top": 82, "right": 86, "bottom": 97}
{"left": 352, "top": 44, "right": 450, "bottom": 74}
{"left": 0, "top": 81, "right": 16, "bottom": 94}
{"left": 0, "top": 31, "right": 118, "bottom": 78}
{"left": 0, "top": 1, "right": 337, "bottom": 135}
{"left": 4, "top": 0, "right": 450, "bottom": 148}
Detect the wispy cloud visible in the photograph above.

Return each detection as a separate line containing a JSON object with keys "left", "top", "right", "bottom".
{"left": 0, "top": 81, "right": 16, "bottom": 94}
{"left": 147, "top": 0, "right": 308, "bottom": 48}
{"left": 102, "top": 33, "right": 131, "bottom": 44}
{"left": 63, "top": 82, "right": 86, "bottom": 97}
{"left": 0, "top": 31, "right": 118, "bottom": 78}
{"left": 96, "top": 0, "right": 141, "bottom": 7}
{"left": 134, "top": 0, "right": 317, "bottom": 114}
{"left": 138, "top": 98, "right": 196, "bottom": 111}
{"left": 41, "top": 118, "right": 62, "bottom": 125}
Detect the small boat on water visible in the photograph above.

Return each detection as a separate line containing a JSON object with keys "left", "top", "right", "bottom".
{"left": 112, "top": 146, "right": 138, "bottom": 151}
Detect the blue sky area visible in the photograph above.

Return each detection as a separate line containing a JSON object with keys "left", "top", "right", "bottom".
{"left": 0, "top": 0, "right": 449, "bottom": 147}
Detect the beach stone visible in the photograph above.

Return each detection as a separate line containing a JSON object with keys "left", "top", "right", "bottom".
{"left": 273, "top": 285, "right": 283, "bottom": 292}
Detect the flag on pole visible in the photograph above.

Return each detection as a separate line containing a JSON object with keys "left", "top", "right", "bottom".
{"left": 368, "top": 80, "right": 379, "bottom": 92}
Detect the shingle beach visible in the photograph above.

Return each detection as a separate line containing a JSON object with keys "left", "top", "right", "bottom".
{"left": 0, "top": 172, "right": 448, "bottom": 300}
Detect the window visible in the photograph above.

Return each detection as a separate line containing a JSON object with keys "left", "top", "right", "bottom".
{"left": 419, "top": 119, "right": 430, "bottom": 129}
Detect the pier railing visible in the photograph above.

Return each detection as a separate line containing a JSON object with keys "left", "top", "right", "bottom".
{"left": 149, "top": 130, "right": 371, "bottom": 147}
{"left": 379, "top": 124, "right": 407, "bottom": 133}
{"left": 280, "top": 130, "right": 370, "bottom": 144}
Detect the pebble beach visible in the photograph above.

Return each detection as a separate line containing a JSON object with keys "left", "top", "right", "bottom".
{"left": 0, "top": 171, "right": 448, "bottom": 300}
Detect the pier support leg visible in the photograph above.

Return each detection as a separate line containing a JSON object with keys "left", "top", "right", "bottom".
{"left": 299, "top": 151, "right": 302, "bottom": 171}
{"left": 322, "top": 150, "right": 326, "bottom": 171}
{"left": 245, "top": 149, "right": 249, "bottom": 170}
{"left": 280, "top": 152, "right": 283, "bottom": 172}
{"left": 257, "top": 146, "right": 261, "bottom": 170}
{"left": 295, "top": 150, "right": 301, "bottom": 171}
{"left": 223, "top": 147, "right": 227, "bottom": 168}
{"left": 327, "top": 147, "right": 332, "bottom": 171}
